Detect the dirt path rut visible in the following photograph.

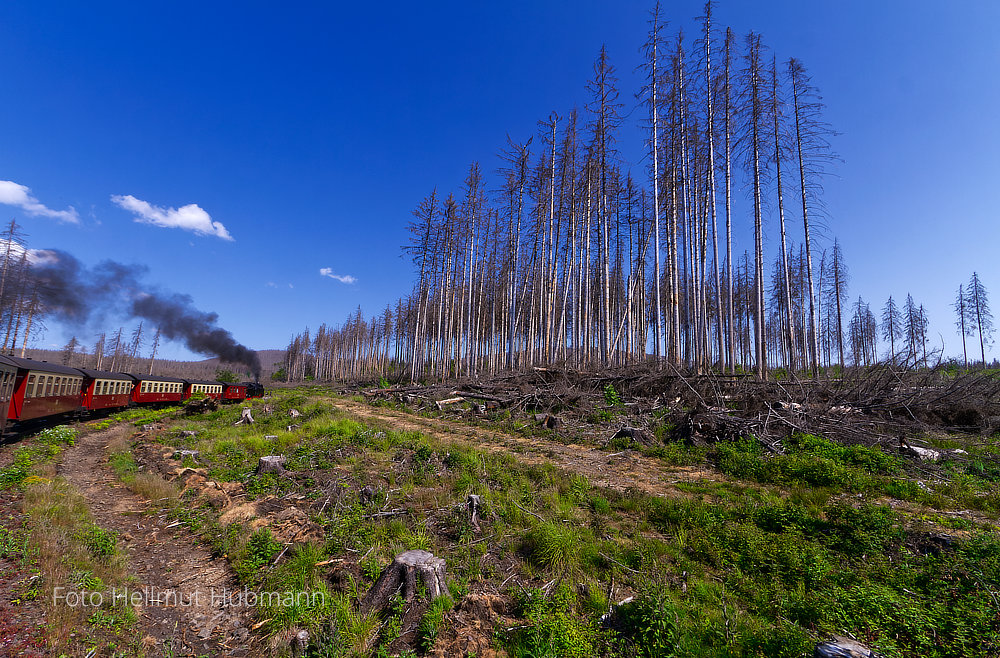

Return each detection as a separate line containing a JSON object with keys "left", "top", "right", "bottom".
{"left": 330, "top": 397, "right": 726, "bottom": 497}
{"left": 57, "top": 426, "right": 251, "bottom": 657}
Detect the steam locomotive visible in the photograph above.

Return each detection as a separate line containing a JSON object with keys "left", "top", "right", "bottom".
{"left": 0, "top": 355, "right": 265, "bottom": 433}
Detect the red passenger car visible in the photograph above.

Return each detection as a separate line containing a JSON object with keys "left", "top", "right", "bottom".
{"left": 6, "top": 358, "right": 85, "bottom": 422}
{"left": 221, "top": 382, "right": 247, "bottom": 403}
{"left": 129, "top": 375, "right": 186, "bottom": 405}
{"left": 79, "top": 369, "right": 134, "bottom": 412}
{"left": 183, "top": 380, "right": 223, "bottom": 400}
{"left": 0, "top": 356, "right": 19, "bottom": 432}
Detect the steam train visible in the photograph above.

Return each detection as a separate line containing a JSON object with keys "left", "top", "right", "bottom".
{"left": 0, "top": 355, "right": 265, "bottom": 434}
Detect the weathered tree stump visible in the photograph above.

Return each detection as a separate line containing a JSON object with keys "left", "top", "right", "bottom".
{"left": 234, "top": 407, "right": 255, "bottom": 426}
{"left": 359, "top": 485, "right": 377, "bottom": 506}
{"left": 611, "top": 426, "right": 651, "bottom": 446}
{"left": 815, "top": 636, "right": 884, "bottom": 658}
{"left": 289, "top": 408, "right": 301, "bottom": 418}
{"left": 256, "top": 455, "right": 287, "bottom": 476}
{"left": 172, "top": 449, "right": 200, "bottom": 462}
{"left": 291, "top": 629, "right": 309, "bottom": 658}
{"left": 533, "top": 414, "right": 562, "bottom": 429}
{"left": 467, "top": 494, "right": 482, "bottom": 532}
{"left": 361, "top": 550, "right": 447, "bottom": 612}
{"left": 185, "top": 398, "right": 218, "bottom": 415}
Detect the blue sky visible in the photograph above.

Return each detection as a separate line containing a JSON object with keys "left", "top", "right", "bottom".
{"left": 1, "top": 1, "right": 998, "bottom": 361}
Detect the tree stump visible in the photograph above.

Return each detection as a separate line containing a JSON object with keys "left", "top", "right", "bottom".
{"left": 234, "top": 407, "right": 255, "bottom": 425}
{"left": 185, "top": 398, "right": 218, "bottom": 415}
{"left": 256, "top": 455, "right": 287, "bottom": 476}
{"left": 611, "top": 426, "right": 651, "bottom": 446}
{"left": 534, "top": 414, "right": 562, "bottom": 429}
{"left": 467, "top": 494, "right": 482, "bottom": 532}
{"left": 359, "top": 485, "right": 377, "bottom": 506}
{"left": 172, "top": 449, "right": 200, "bottom": 462}
{"left": 291, "top": 629, "right": 309, "bottom": 658}
{"left": 815, "top": 636, "right": 884, "bottom": 658}
{"left": 289, "top": 409, "right": 301, "bottom": 418}
{"left": 361, "top": 550, "right": 447, "bottom": 612}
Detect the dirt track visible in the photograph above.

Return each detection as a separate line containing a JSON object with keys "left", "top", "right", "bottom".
{"left": 330, "top": 397, "right": 727, "bottom": 497}
{"left": 57, "top": 425, "right": 251, "bottom": 657}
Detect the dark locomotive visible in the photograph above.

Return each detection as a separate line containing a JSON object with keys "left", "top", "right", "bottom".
{"left": 0, "top": 356, "right": 264, "bottom": 433}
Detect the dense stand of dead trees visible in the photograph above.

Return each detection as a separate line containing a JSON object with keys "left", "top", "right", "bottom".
{"left": 278, "top": 3, "right": 990, "bottom": 383}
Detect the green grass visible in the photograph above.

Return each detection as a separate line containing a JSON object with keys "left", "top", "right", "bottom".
{"left": 110, "top": 389, "right": 1000, "bottom": 657}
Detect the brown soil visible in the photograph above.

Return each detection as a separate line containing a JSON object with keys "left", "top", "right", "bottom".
{"left": 0, "top": 488, "right": 47, "bottom": 658}
{"left": 330, "top": 397, "right": 727, "bottom": 498}
{"left": 56, "top": 425, "right": 252, "bottom": 657}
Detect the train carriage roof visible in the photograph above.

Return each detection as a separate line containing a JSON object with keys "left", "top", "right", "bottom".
{"left": 127, "top": 373, "right": 187, "bottom": 384}
{"left": 222, "top": 381, "right": 246, "bottom": 387}
{"left": 0, "top": 355, "right": 18, "bottom": 370}
{"left": 76, "top": 369, "right": 134, "bottom": 381}
{"left": 4, "top": 356, "right": 85, "bottom": 376}
{"left": 184, "top": 379, "right": 223, "bottom": 386}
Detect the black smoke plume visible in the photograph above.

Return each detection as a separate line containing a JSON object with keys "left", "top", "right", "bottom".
{"left": 29, "top": 249, "right": 261, "bottom": 378}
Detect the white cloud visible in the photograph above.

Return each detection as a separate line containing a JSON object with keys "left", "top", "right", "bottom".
{"left": 319, "top": 268, "right": 357, "bottom": 284}
{"left": 111, "top": 194, "right": 233, "bottom": 241}
{"left": 0, "top": 181, "right": 79, "bottom": 223}
{"left": 0, "top": 239, "right": 51, "bottom": 265}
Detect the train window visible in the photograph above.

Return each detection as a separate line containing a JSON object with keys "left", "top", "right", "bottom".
{"left": 58, "top": 378, "right": 65, "bottom": 396}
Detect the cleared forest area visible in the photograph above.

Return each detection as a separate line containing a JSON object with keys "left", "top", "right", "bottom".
{"left": 2, "top": 362, "right": 998, "bottom": 657}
